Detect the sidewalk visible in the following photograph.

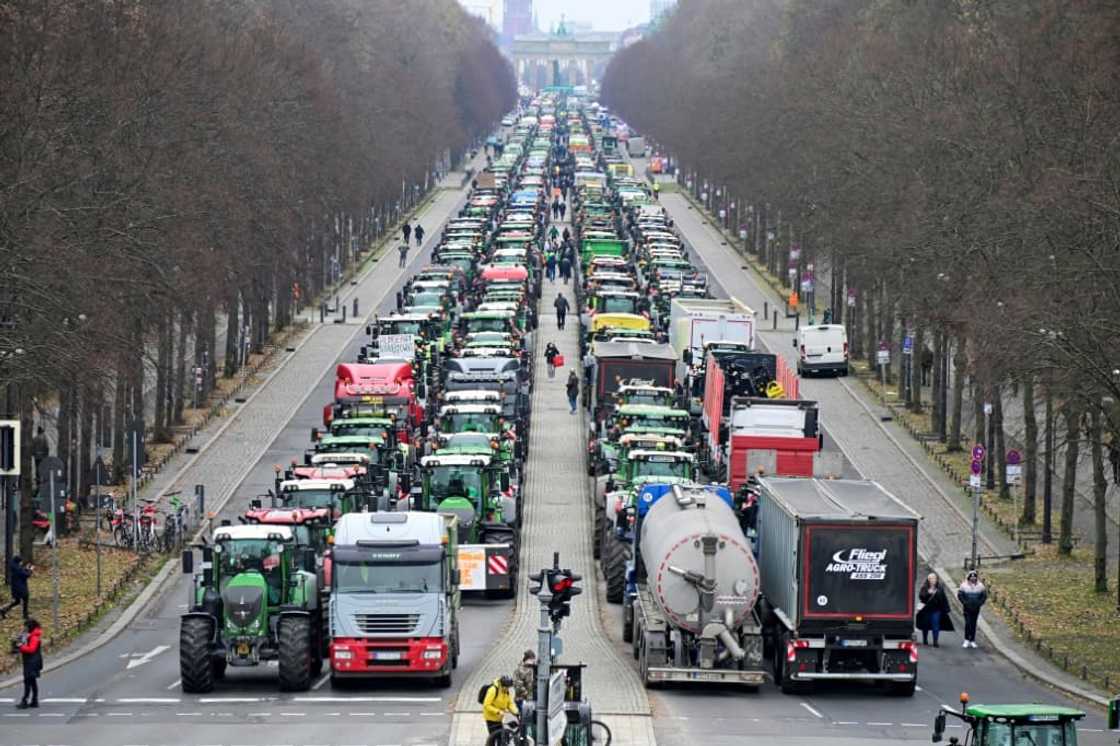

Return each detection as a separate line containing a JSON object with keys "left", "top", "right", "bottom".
{"left": 448, "top": 216, "right": 656, "bottom": 746}
{"left": 656, "top": 188, "right": 1113, "bottom": 705}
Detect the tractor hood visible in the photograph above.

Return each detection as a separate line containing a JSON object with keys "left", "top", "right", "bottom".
{"left": 222, "top": 572, "right": 269, "bottom": 633}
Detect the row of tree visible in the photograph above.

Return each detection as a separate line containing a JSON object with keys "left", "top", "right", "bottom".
{"left": 604, "top": 0, "right": 1120, "bottom": 590}
{"left": 1, "top": 0, "right": 516, "bottom": 559}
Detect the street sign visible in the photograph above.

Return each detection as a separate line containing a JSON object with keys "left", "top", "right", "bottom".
{"left": 1006, "top": 448, "right": 1022, "bottom": 465}
{"left": 972, "top": 444, "right": 986, "bottom": 461}
{"left": 1007, "top": 464, "right": 1023, "bottom": 485}
{"left": 970, "top": 459, "right": 983, "bottom": 475}
{"left": 877, "top": 349, "right": 890, "bottom": 365}
{"left": 983, "top": 402, "right": 993, "bottom": 415}
{"left": 969, "top": 473, "right": 982, "bottom": 490}
{"left": 378, "top": 334, "right": 415, "bottom": 360}
{"left": 0, "top": 420, "right": 19, "bottom": 476}
{"left": 902, "top": 336, "right": 914, "bottom": 355}
{"left": 847, "top": 289, "right": 857, "bottom": 307}
{"left": 547, "top": 671, "right": 567, "bottom": 746}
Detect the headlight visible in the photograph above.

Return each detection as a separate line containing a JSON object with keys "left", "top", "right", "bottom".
{"left": 423, "top": 648, "right": 443, "bottom": 660}
{"left": 334, "top": 649, "right": 353, "bottom": 661}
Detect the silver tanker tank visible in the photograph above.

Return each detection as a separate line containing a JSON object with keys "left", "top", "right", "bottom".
{"left": 638, "top": 484, "right": 760, "bottom": 635}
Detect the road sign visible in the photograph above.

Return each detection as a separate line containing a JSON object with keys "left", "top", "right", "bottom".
{"left": 847, "top": 289, "right": 857, "bottom": 307}
{"left": 378, "top": 334, "right": 415, "bottom": 360}
{"left": 983, "top": 402, "right": 993, "bottom": 415}
{"left": 969, "top": 473, "right": 982, "bottom": 490}
{"left": 877, "top": 349, "right": 890, "bottom": 365}
{"left": 547, "top": 671, "right": 567, "bottom": 746}
{"left": 903, "top": 336, "right": 914, "bottom": 355}
{"left": 0, "top": 420, "right": 19, "bottom": 476}
{"left": 1006, "top": 448, "right": 1022, "bottom": 465}
{"left": 1007, "top": 464, "right": 1023, "bottom": 485}
{"left": 972, "top": 444, "right": 986, "bottom": 461}
{"left": 971, "top": 459, "right": 983, "bottom": 475}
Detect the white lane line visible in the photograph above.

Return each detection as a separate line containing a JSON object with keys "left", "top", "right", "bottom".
{"left": 382, "top": 712, "right": 411, "bottom": 716}
{"left": 311, "top": 672, "right": 330, "bottom": 690}
{"left": 167, "top": 679, "right": 181, "bottom": 690}
{"left": 3, "top": 713, "right": 31, "bottom": 717}
{"left": 106, "top": 712, "right": 133, "bottom": 717}
{"left": 280, "top": 712, "right": 306, "bottom": 716}
{"left": 199, "top": 697, "right": 262, "bottom": 703}
{"left": 867, "top": 722, "right": 893, "bottom": 726}
{"left": 247, "top": 712, "right": 273, "bottom": 717}
{"left": 800, "top": 702, "right": 824, "bottom": 719}
{"left": 41, "top": 698, "right": 87, "bottom": 703}
{"left": 293, "top": 696, "right": 440, "bottom": 703}
{"left": 349, "top": 712, "right": 379, "bottom": 716}
{"left": 116, "top": 698, "right": 180, "bottom": 704}
{"left": 901, "top": 723, "right": 927, "bottom": 727}
{"left": 39, "top": 713, "right": 65, "bottom": 717}
{"left": 419, "top": 712, "right": 444, "bottom": 717}
{"left": 176, "top": 712, "right": 203, "bottom": 716}
{"left": 834, "top": 722, "right": 858, "bottom": 725}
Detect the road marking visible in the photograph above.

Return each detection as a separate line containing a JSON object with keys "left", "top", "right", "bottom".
{"left": 167, "top": 679, "right": 181, "bottom": 690}
{"left": 382, "top": 712, "right": 411, "bottom": 716}
{"left": 311, "top": 672, "right": 330, "bottom": 690}
{"left": 293, "top": 696, "right": 441, "bottom": 703}
{"left": 3, "top": 713, "right": 31, "bottom": 718}
{"left": 106, "top": 712, "right": 133, "bottom": 717}
{"left": 41, "top": 698, "right": 87, "bottom": 703}
{"left": 901, "top": 723, "right": 927, "bottom": 727}
{"left": 126, "top": 645, "right": 171, "bottom": 670}
{"left": 39, "top": 713, "right": 65, "bottom": 718}
{"left": 248, "top": 712, "right": 273, "bottom": 717}
{"left": 280, "top": 712, "right": 306, "bottom": 716}
{"left": 176, "top": 712, "right": 203, "bottom": 716}
{"left": 420, "top": 712, "right": 444, "bottom": 717}
{"left": 199, "top": 697, "right": 262, "bottom": 703}
{"left": 116, "top": 698, "right": 180, "bottom": 704}
{"left": 349, "top": 712, "right": 379, "bottom": 716}
{"left": 799, "top": 702, "right": 824, "bottom": 719}
{"left": 867, "top": 722, "right": 893, "bottom": 726}
{"left": 834, "top": 721, "right": 858, "bottom": 725}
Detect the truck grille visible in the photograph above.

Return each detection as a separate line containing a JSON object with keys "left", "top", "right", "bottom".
{"left": 353, "top": 613, "right": 420, "bottom": 635}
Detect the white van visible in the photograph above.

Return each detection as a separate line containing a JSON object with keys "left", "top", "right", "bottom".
{"left": 795, "top": 324, "right": 848, "bottom": 376}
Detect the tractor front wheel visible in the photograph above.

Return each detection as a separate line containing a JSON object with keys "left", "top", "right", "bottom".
{"left": 179, "top": 617, "right": 215, "bottom": 694}
{"left": 278, "top": 615, "right": 314, "bottom": 692}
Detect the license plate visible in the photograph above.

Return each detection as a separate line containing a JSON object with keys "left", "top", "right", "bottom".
{"left": 374, "top": 651, "right": 403, "bottom": 661}
{"left": 361, "top": 395, "right": 383, "bottom": 404}
{"left": 839, "top": 639, "right": 867, "bottom": 648}
{"left": 237, "top": 643, "right": 250, "bottom": 656}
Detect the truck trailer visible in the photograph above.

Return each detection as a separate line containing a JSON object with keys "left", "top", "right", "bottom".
{"left": 328, "top": 512, "right": 460, "bottom": 687}
{"left": 756, "top": 477, "right": 921, "bottom": 695}
{"left": 668, "top": 297, "right": 755, "bottom": 374}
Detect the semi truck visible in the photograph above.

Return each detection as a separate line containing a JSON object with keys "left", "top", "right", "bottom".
{"left": 328, "top": 512, "right": 460, "bottom": 687}
{"left": 668, "top": 297, "right": 755, "bottom": 375}
{"left": 756, "top": 477, "right": 921, "bottom": 695}
{"left": 625, "top": 483, "right": 767, "bottom": 687}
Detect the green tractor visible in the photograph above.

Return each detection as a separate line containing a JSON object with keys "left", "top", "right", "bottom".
{"left": 933, "top": 693, "right": 1087, "bottom": 745}
{"left": 179, "top": 524, "right": 322, "bottom": 692}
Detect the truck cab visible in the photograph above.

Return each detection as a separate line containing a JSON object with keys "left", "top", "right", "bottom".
{"left": 328, "top": 512, "right": 460, "bottom": 687}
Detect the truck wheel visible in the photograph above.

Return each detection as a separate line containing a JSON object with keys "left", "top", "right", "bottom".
{"left": 278, "top": 615, "right": 313, "bottom": 692}
{"left": 603, "top": 535, "right": 629, "bottom": 604}
{"left": 622, "top": 598, "right": 634, "bottom": 643}
{"left": 592, "top": 503, "right": 604, "bottom": 560}
{"left": 179, "top": 617, "right": 215, "bottom": 694}
{"left": 436, "top": 666, "right": 453, "bottom": 688}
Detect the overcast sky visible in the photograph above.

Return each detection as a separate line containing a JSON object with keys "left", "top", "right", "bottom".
{"left": 535, "top": 0, "right": 649, "bottom": 31}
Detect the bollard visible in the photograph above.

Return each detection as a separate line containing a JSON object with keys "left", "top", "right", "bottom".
{"left": 319, "top": 303, "right": 325, "bottom": 323}
{"left": 335, "top": 294, "right": 340, "bottom": 312}
{"left": 772, "top": 312, "right": 777, "bottom": 330}
{"left": 353, "top": 297, "right": 359, "bottom": 317}
{"left": 764, "top": 301, "right": 768, "bottom": 320}
{"left": 342, "top": 305, "right": 347, "bottom": 323}
{"left": 795, "top": 313, "right": 800, "bottom": 330}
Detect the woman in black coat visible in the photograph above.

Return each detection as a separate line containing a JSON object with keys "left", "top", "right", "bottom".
{"left": 916, "top": 573, "right": 954, "bottom": 646}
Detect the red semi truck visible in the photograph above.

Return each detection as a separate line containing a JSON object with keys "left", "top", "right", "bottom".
{"left": 323, "top": 362, "right": 426, "bottom": 437}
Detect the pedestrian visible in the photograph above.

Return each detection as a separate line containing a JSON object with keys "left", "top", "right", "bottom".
{"left": 545, "top": 253, "right": 557, "bottom": 283}
{"left": 559, "top": 255, "right": 572, "bottom": 284}
{"left": 402, "top": 221, "right": 412, "bottom": 244}
{"left": 916, "top": 572, "right": 953, "bottom": 647}
{"left": 822, "top": 308, "right": 832, "bottom": 324}
{"left": 513, "top": 650, "right": 536, "bottom": 709}
{"left": 30, "top": 427, "right": 48, "bottom": 482}
{"left": 554, "top": 293, "right": 570, "bottom": 330}
{"left": 398, "top": 243, "right": 409, "bottom": 268}
{"left": 566, "top": 371, "right": 579, "bottom": 414}
{"left": 1, "top": 556, "right": 32, "bottom": 620}
{"left": 920, "top": 346, "right": 934, "bottom": 386}
{"left": 544, "top": 342, "right": 560, "bottom": 379}
{"left": 414, "top": 225, "right": 425, "bottom": 247}
{"left": 562, "top": 227, "right": 570, "bottom": 242}
{"left": 395, "top": 290, "right": 404, "bottom": 312}
{"left": 481, "top": 675, "right": 518, "bottom": 736}
{"left": 15, "top": 618, "right": 42, "bottom": 709}
{"left": 558, "top": 201, "right": 566, "bottom": 221}
{"left": 551, "top": 199, "right": 560, "bottom": 220}
{"left": 652, "top": 181, "right": 660, "bottom": 200}
{"left": 957, "top": 570, "right": 987, "bottom": 649}
{"left": 549, "top": 224, "right": 559, "bottom": 243}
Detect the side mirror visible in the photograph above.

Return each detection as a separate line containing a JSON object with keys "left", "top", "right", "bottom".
{"left": 417, "top": 382, "right": 428, "bottom": 400}
{"left": 250, "top": 498, "right": 262, "bottom": 509}
{"left": 451, "top": 569, "right": 461, "bottom": 586}
{"left": 500, "top": 472, "right": 511, "bottom": 491}
{"left": 932, "top": 711, "right": 946, "bottom": 742}
{"left": 181, "top": 549, "right": 194, "bottom": 575}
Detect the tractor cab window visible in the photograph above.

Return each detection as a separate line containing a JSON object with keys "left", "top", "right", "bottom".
{"left": 222, "top": 539, "right": 284, "bottom": 605}
{"left": 633, "top": 457, "right": 692, "bottom": 480}
{"left": 600, "top": 296, "right": 637, "bottom": 314}
{"left": 427, "top": 466, "right": 484, "bottom": 503}
{"left": 281, "top": 489, "right": 334, "bottom": 510}
{"left": 441, "top": 411, "right": 499, "bottom": 432}
{"left": 983, "top": 721, "right": 1076, "bottom": 746}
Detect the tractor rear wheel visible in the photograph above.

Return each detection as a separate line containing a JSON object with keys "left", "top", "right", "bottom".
{"left": 278, "top": 615, "right": 313, "bottom": 692}
{"left": 603, "top": 535, "right": 629, "bottom": 604}
{"left": 179, "top": 617, "right": 215, "bottom": 694}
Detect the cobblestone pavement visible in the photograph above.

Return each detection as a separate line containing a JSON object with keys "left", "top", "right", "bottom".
{"left": 659, "top": 192, "right": 1018, "bottom": 571}
{"left": 448, "top": 216, "right": 656, "bottom": 745}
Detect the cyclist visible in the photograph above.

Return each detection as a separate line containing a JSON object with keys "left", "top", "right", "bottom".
{"left": 482, "top": 675, "right": 518, "bottom": 736}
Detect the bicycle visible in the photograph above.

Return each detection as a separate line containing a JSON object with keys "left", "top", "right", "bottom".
{"left": 485, "top": 713, "right": 612, "bottom": 746}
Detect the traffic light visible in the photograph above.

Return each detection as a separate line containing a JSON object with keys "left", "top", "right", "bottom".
{"left": 0, "top": 420, "right": 19, "bottom": 476}
{"left": 547, "top": 569, "right": 582, "bottom": 623}
{"left": 529, "top": 569, "right": 547, "bottom": 595}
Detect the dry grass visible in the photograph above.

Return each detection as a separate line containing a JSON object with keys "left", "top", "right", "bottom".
{"left": 0, "top": 538, "right": 145, "bottom": 674}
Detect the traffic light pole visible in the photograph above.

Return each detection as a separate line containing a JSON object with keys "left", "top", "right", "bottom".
{"left": 535, "top": 583, "right": 553, "bottom": 746}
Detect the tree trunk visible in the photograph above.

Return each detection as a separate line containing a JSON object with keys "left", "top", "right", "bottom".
{"left": 154, "top": 313, "right": 168, "bottom": 440}
{"left": 864, "top": 291, "right": 877, "bottom": 365}
{"left": 1089, "top": 402, "right": 1108, "bottom": 592}
{"left": 18, "top": 388, "right": 35, "bottom": 562}
{"left": 948, "top": 340, "right": 966, "bottom": 451}
{"left": 932, "top": 331, "right": 944, "bottom": 435}
{"left": 910, "top": 324, "right": 925, "bottom": 410}
{"left": 224, "top": 292, "right": 240, "bottom": 378}
{"left": 57, "top": 385, "right": 73, "bottom": 496}
{"left": 1021, "top": 374, "right": 1037, "bottom": 524}
{"left": 173, "top": 309, "right": 190, "bottom": 424}
{"left": 112, "top": 366, "right": 127, "bottom": 484}
{"left": 1058, "top": 400, "right": 1081, "bottom": 556}
{"left": 204, "top": 305, "right": 217, "bottom": 393}
{"left": 78, "top": 384, "right": 94, "bottom": 502}
{"left": 994, "top": 384, "right": 1009, "bottom": 500}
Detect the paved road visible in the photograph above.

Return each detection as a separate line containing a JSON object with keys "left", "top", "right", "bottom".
{"left": 0, "top": 173, "right": 512, "bottom": 746}
{"left": 619, "top": 179, "right": 1113, "bottom": 743}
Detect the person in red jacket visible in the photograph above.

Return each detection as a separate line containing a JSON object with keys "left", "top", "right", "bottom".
{"left": 16, "top": 618, "right": 42, "bottom": 709}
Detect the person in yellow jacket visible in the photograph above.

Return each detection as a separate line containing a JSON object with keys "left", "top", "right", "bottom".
{"left": 482, "top": 675, "right": 518, "bottom": 735}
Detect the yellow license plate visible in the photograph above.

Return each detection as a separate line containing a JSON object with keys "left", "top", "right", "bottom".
{"left": 361, "top": 395, "right": 383, "bottom": 404}
{"left": 237, "top": 643, "right": 250, "bottom": 656}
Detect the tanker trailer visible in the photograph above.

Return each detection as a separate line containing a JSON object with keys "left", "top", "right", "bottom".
{"left": 626, "top": 483, "right": 766, "bottom": 687}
